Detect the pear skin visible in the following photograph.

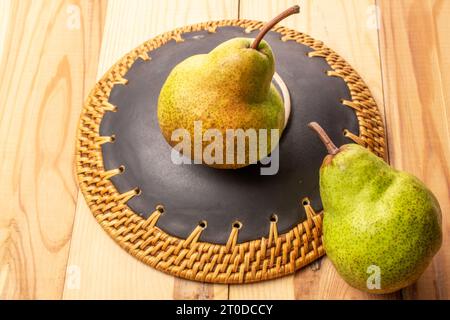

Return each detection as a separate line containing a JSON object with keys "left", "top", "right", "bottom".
{"left": 157, "top": 38, "right": 284, "bottom": 169}
{"left": 309, "top": 122, "right": 442, "bottom": 294}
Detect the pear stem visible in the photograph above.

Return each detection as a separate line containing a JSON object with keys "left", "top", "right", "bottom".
{"left": 308, "top": 122, "right": 340, "bottom": 155}
{"left": 250, "top": 5, "right": 300, "bottom": 50}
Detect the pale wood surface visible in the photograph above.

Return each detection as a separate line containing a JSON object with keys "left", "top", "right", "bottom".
{"left": 0, "top": 0, "right": 448, "bottom": 300}
{"left": 0, "top": 0, "right": 106, "bottom": 299}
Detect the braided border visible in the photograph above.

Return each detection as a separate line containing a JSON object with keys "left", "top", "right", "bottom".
{"left": 76, "top": 20, "right": 385, "bottom": 283}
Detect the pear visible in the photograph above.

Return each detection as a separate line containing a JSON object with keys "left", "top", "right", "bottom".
{"left": 309, "top": 122, "right": 442, "bottom": 294}
{"left": 157, "top": 6, "right": 300, "bottom": 169}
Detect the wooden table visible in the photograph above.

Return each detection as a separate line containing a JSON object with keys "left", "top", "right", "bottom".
{"left": 0, "top": 0, "right": 448, "bottom": 300}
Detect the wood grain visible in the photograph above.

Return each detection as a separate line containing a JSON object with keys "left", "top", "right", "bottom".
{"left": 236, "top": 0, "right": 397, "bottom": 300}
{"left": 378, "top": 0, "right": 450, "bottom": 300}
{"left": 0, "top": 0, "right": 11, "bottom": 61}
{"left": 0, "top": 0, "right": 106, "bottom": 299}
{"left": 63, "top": 0, "right": 237, "bottom": 300}
{"left": 0, "top": 1, "right": 11, "bottom": 297}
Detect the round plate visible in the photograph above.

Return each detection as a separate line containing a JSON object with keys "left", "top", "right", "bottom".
{"left": 76, "top": 20, "right": 385, "bottom": 283}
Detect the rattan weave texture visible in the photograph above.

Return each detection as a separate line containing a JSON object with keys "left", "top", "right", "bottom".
{"left": 76, "top": 20, "right": 385, "bottom": 283}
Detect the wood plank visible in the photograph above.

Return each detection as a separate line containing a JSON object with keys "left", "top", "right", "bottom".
{"left": 235, "top": 0, "right": 397, "bottom": 299}
{"left": 0, "top": 0, "right": 11, "bottom": 61}
{"left": 231, "top": 276, "right": 295, "bottom": 300}
{"left": 0, "top": 0, "right": 106, "bottom": 299}
{"left": 64, "top": 0, "right": 237, "bottom": 300}
{"left": 0, "top": 0, "right": 12, "bottom": 299}
{"left": 378, "top": 0, "right": 450, "bottom": 300}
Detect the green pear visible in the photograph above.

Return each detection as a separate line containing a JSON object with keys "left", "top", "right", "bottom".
{"left": 309, "top": 122, "right": 442, "bottom": 294}
{"left": 157, "top": 6, "right": 300, "bottom": 169}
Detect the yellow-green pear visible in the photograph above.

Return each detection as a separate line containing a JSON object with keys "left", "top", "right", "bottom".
{"left": 157, "top": 6, "right": 300, "bottom": 168}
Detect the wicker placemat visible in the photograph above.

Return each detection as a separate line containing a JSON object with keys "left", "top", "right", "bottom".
{"left": 76, "top": 20, "right": 385, "bottom": 284}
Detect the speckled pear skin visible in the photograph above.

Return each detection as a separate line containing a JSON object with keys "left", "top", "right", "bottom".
{"left": 157, "top": 38, "right": 284, "bottom": 169}
{"left": 320, "top": 144, "right": 442, "bottom": 294}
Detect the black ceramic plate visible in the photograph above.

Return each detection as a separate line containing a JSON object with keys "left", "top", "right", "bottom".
{"left": 100, "top": 26, "right": 358, "bottom": 244}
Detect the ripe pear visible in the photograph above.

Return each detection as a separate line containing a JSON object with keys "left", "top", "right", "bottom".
{"left": 309, "top": 122, "right": 442, "bottom": 294}
{"left": 157, "top": 6, "right": 300, "bottom": 169}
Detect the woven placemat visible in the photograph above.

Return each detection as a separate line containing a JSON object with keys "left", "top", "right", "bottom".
{"left": 76, "top": 20, "right": 385, "bottom": 284}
